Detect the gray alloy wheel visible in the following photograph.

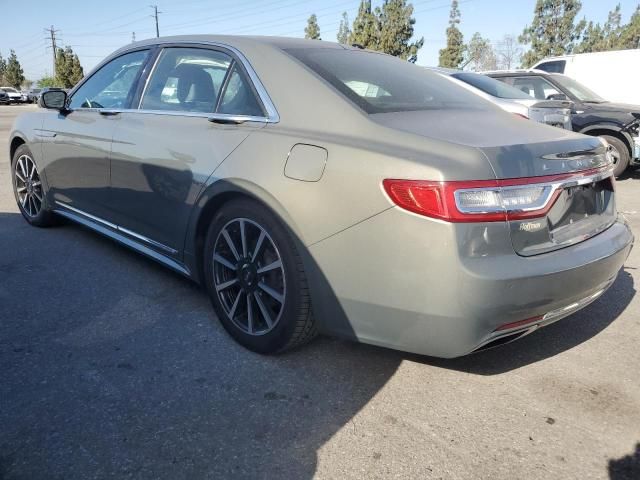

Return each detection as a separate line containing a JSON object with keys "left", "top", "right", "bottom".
{"left": 14, "top": 154, "right": 44, "bottom": 218}
{"left": 212, "top": 218, "right": 286, "bottom": 336}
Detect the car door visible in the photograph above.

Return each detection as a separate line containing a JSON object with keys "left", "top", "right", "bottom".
{"left": 108, "top": 45, "right": 268, "bottom": 258}
{"left": 41, "top": 49, "right": 150, "bottom": 220}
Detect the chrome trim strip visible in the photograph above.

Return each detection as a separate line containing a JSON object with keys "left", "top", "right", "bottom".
{"left": 118, "top": 225, "right": 178, "bottom": 254}
{"left": 34, "top": 130, "right": 57, "bottom": 138}
{"left": 86, "top": 108, "right": 268, "bottom": 123}
{"left": 54, "top": 201, "right": 177, "bottom": 254}
{"left": 55, "top": 201, "right": 118, "bottom": 229}
{"left": 137, "top": 48, "right": 163, "bottom": 109}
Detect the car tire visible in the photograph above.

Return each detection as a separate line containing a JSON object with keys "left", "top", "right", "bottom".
{"left": 11, "top": 144, "right": 57, "bottom": 227}
{"left": 600, "top": 135, "right": 630, "bottom": 177}
{"left": 204, "top": 198, "right": 316, "bottom": 354}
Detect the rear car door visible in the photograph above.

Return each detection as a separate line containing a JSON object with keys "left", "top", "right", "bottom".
{"left": 41, "top": 50, "right": 150, "bottom": 220}
{"left": 109, "top": 45, "right": 268, "bottom": 258}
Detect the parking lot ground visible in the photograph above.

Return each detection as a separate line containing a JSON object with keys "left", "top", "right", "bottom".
{"left": 1, "top": 104, "right": 639, "bottom": 479}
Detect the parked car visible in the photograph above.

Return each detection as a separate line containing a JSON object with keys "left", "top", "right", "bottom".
{"left": 427, "top": 67, "right": 572, "bottom": 130}
{"left": 24, "top": 88, "right": 42, "bottom": 103}
{"left": 0, "top": 90, "right": 10, "bottom": 105}
{"left": 0, "top": 87, "right": 27, "bottom": 103}
{"left": 487, "top": 70, "right": 640, "bottom": 177}
{"left": 10, "top": 36, "right": 633, "bottom": 358}
{"left": 532, "top": 49, "right": 640, "bottom": 106}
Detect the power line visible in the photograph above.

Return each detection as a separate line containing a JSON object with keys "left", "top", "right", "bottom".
{"left": 44, "top": 25, "right": 60, "bottom": 78}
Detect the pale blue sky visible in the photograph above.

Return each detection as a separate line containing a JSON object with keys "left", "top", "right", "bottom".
{"left": 0, "top": 0, "right": 637, "bottom": 81}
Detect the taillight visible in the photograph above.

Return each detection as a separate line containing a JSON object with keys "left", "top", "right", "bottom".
{"left": 383, "top": 166, "right": 612, "bottom": 223}
{"left": 513, "top": 113, "right": 529, "bottom": 120}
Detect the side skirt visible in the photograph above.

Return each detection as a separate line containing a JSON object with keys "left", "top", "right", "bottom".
{"left": 53, "top": 204, "right": 192, "bottom": 278}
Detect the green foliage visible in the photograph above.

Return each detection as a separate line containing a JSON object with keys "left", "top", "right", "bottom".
{"left": 575, "top": 4, "right": 623, "bottom": 53}
{"left": 5, "top": 50, "right": 25, "bottom": 89}
{"left": 376, "top": 0, "right": 424, "bottom": 61}
{"left": 37, "top": 76, "right": 59, "bottom": 88}
{"left": 519, "top": 0, "right": 584, "bottom": 67}
{"left": 349, "top": 0, "right": 380, "bottom": 49}
{"left": 55, "top": 46, "right": 84, "bottom": 88}
{"left": 337, "top": 12, "right": 351, "bottom": 44}
{"left": 0, "top": 52, "right": 6, "bottom": 85}
{"left": 619, "top": 4, "right": 640, "bottom": 49}
{"left": 465, "top": 32, "right": 497, "bottom": 71}
{"left": 304, "top": 14, "right": 321, "bottom": 40}
{"left": 439, "top": 0, "right": 465, "bottom": 68}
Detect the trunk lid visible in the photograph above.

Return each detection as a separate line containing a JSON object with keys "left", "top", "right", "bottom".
{"left": 370, "top": 108, "right": 616, "bottom": 255}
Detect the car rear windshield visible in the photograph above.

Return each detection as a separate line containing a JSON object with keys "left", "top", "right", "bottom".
{"left": 284, "top": 47, "right": 492, "bottom": 114}
{"left": 451, "top": 72, "right": 532, "bottom": 100}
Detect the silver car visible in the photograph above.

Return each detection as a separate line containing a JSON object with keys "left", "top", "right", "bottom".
{"left": 9, "top": 36, "right": 634, "bottom": 358}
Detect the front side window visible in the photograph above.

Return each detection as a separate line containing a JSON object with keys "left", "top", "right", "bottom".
{"left": 509, "top": 76, "right": 562, "bottom": 100}
{"left": 141, "top": 47, "right": 265, "bottom": 116}
{"left": 70, "top": 50, "right": 149, "bottom": 109}
{"left": 285, "top": 47, "right": 491, "bottom": 114}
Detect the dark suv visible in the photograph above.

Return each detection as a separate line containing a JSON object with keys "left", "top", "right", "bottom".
{"left": 488, "top": 70, "right": 640, "bottom": 176}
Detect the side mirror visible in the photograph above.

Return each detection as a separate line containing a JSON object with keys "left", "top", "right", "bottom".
{"left": 39, "top": 89, "right": 68, "bottom": 110}
{"left": 547, "top": 93, "right": 568, "bottom": 101}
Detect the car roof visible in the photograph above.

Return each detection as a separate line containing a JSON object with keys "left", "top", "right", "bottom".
{"left": 483, "top": 69, "right": 555, "bottom": 77}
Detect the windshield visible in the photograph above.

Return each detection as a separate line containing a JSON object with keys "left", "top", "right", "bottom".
{"left": 451, "top": 72, "right": 533, "bottom": 100}
{"left": 285, "top": 47, "right": 492, "bottom": 114}
{"left": 2, "top": 88, "right": 18, "bottom": 93}
{"left": 552, "top": 75, "right": 605, "bottom": 103}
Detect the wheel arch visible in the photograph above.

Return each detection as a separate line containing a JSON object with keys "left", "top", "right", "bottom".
{"left": 579, "top": 125, "right": 633, "bottom": 157}
{"left": 184, "top": 178, "right": 303, "bottom": 285}
{"left": 9, "top": 135, "right": 26, "bottom": 163}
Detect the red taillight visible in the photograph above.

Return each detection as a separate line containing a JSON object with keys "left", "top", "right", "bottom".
{"left": 383, "top": 166, "right": 612, "bottom": 223}
{"left": 513, "top": 113, "right": 529, "bottom": 120}
{"left": 494, "top": 315, "right": 543, "bottom": 332}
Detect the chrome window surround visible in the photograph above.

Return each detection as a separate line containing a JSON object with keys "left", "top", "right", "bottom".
{"left": 453, "top": 166, "right": 614, "bottom": 215}
{"left": 68, "top": 41, "right": 280, "bottom": 124}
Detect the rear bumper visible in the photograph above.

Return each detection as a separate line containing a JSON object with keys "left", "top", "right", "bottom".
{"left": 308, "top": 208, "right": 634, "bottom": 358}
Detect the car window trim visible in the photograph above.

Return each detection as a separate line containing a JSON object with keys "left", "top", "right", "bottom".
{"left": 67, "top": 47, "right": 154, "bottom": 111}
{"left": 133, "top": 42, "right": 278, "bottom": 123}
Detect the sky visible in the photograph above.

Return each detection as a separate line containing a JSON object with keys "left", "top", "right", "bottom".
{"left": 0, "top": 0, "right": 637, "bottom": 82}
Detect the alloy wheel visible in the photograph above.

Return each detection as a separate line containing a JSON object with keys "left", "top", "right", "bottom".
{"left": 607, "top": 144, "right": 620, "bottom": 167}
{"left": 213, "top": 218, "right": 286, "bottom": 336}
{"left": 14, "top": 155, "right": 43, "bottom": 218}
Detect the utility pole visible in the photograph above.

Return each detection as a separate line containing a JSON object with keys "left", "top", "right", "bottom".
{"left": 45, "top": 25, "right": 59, "bottom": 78}
{"left": 150, "top": 5, "right": 161, "bottom": 38}
{"left": 132, "top": 31, "right": 136, "bottom": 43}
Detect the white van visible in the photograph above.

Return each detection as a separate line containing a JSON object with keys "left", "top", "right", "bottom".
{"left": 532, "top": 49, "right": 640, "bottom": 105}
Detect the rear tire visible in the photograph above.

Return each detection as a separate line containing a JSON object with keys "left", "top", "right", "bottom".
{"left": 600, "top": 135, "right": 630, "bottom": 178}
{"left": 204, "top": 198, "right": 316, "bottom": 354}
{"left": 11, "top": 144, "right": 57, "bottom": 227}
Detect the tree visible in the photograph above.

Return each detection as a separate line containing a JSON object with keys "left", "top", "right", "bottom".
{"left": 22, "top": 79, "right": 33, "bottom": 89}
{"left": 0, "top": 52, "right": 6, "bottom": 85}
{"left": 349, "top": 0, "right": 379, "bottom": 49}
{"left": 574, "top": 19, "right": 605, "bottom": 53}
{"left": 304, "top": 14, "right": 321, "bottom": 40}
{"left": 376, "top": 0, "right": 424, "bottom": 61}
{"left": 38, "top": 76, "right": 59, "bottom": 88}
{"left": 496, "top": 34, "right": 522, "bottom": 69}
{"left": 337, "top": 12, "right": 351, "bottom": 44}
{"left": 519, "top": 0, "right": 584, "bottom": 67}
{"left": 464, "top": 32, "right": 497, "bottom": 71}
{"left": 619, "top": 4, "right": 640, "bottom": 49}
{"left": 439, "top": 0, "right": 465, "bottom": 68}
{"left": 5, "top": 50, "right": 25, "bottom": 89}
{"left": 55, "top": 46, "right": 84, "bottom": 88}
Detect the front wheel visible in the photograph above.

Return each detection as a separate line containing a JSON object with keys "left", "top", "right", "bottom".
{"left": 11, "top": 144, "right": 57, "bottom": 227}
{"left": 204, "top": 199, "right": 316, "bottom": 354}
{"left": 600, "top": 135, "right": 630, "bottom": 178}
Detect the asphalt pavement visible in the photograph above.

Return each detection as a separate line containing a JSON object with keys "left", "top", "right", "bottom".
{"left": 1, "top": 104, "right": 639, "bottom": 479}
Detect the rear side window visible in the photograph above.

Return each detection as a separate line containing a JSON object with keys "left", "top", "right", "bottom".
{"left": 141, "top": 47, "right": 265, "bottom": 116}
{"left": 536, "top": 60, "right": 566, "bottom": 74}
{"left": 285, "top": 47, "right": 491, "bottom": 114}
{"left": 451, "top": 72, "right": 532, "bottom": 99}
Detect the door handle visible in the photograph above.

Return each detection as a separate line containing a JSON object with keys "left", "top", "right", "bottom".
{"left": 99, "top": 110, "right": 121, "bottom": 116}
